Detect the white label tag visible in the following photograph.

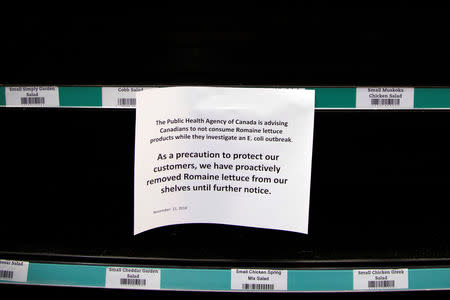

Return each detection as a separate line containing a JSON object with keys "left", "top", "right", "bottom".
{"left": 356, "top": 87, "right": 414, "bottom": 108}
{"left": 5, "top": 86, "right": 59, "bottom": 107}
{"left": 0, "top": 260, "right": 29, "bottom": 282}
{"left": 353, "top": 269, "right": 408, "bottom": 290}
{"left": 105, "top": 267, "right": 160, "bottom": 290}
{"left": 231, "top": 269, "right": 287, "bottom": 291}
{"left": 102, "top": 87, "right": 149, "bottom": 107}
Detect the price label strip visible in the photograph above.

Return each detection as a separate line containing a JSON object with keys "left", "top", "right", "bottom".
{"left": 231, "top": 269, "right": 287, "bottom": 291}
{"left": 356, "top": 87, "right": 414, "bottom": 109}
{"left": 105, "top": 267, "right": 161, "bottom": 290}
{"left": 4, "top": 87, "right": 59, "bottom": 107}
{"left": 102, "top": 87, "right": 149, "bottom": 108}
{"left": 0, "top": 260, "right": 29, "bottom": 282}
{"left": 353, "top": 269, "right": 408, "bottom": 290}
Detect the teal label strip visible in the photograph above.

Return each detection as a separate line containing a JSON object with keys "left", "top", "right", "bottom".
{"left": 414, "top": 88, "right": 450, "bottom": 108}
{"left": 161, "top": 268, "right": 230, "bottom": 291}
{"left": 288, "top": 269, "right": 353, "bottom": 291}
{"left": 311, "top": 88, "right": 356, "bottom": 108}
{"left": 59, "top": 87, "right": 102, "bottom": 107}
{"left": 0, "top": 86, "right": 5, "bottom": 106}
{"left": 409, "top": 268, "right": 450, "bottom": 290}
{"left": 2, "top": 262, "right": 450, "bottom": 292}
{"left": 27, "top": 263, "right": 106, "bottom": 287}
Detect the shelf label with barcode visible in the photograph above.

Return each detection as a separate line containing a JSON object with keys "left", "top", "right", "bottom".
{"left": 356, "top": 87, "right": 414, "bottom": 108}
{"left": 353, "top": 269, "right": 408, "bottom": 290}
{"left": 105, "top": 267, "right": 160, "bottom": 290}
{"left": 102, "top": 87, "right": 149, "bottom": 107}
{"left": 5, "top": 86, "right": 59, "bottom": 107}
{"left": 0, "top": 260, "right": 29, "bottom": 282}
{"left": 231, "top": 269, "right": 287, "bottom": 291}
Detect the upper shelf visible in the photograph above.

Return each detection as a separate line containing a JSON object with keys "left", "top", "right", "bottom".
{"left": 1, "top": 86, "right": 450, "bottom": 109}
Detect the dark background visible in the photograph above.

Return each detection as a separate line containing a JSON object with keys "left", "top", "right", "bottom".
{"left": 1, "top": 4, "right": 450, "bottom": 86}
{"left": 1, "top": 3, "right": 450, "bottom": 298}
{"left": 2, "top": 108, "right": 450, "bottom": 266}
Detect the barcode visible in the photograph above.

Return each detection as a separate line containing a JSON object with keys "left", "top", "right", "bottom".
{"left": 242, "top": 283, "right": 275, "bottom": 290}
{"left": 20, "top": 97, "right": 45, "bottom": 105}
{"left": 117, "top": 98, "right": 136, "bottom": 106}
{"left": 119, "top": 278, "right": 147, "bottom": 286}
{"left": 368, "top": 280, "right": 395, "bottom": 288}
{"left": 0, "top": 270, "right": 14, "bottom": 279}
{"left": 371, "top": 98, "right": 400, "bottom": 106}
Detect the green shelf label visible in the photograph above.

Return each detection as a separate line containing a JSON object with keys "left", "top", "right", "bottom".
{"left": 0, "top": 87, "right": 5, "bottom": 106}
{"left": 310, "top": 88, "right": 356, "bottom": 108}
{"left": 59, "top": 87, "right": 102, "bottom": 107}
{"left": 414, "top": 88, "right": 450, "bottom": 108}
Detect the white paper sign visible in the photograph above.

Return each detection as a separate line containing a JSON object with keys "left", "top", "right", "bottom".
{"left": 5, "top": 86, "right": 59, "bottom": 107}
{"left": 105, "top": 267, "right": 160, "bottom": 290}
{"left": 353, "top": 269, "right": 408, "bottom": 290}
{"left": 356, "top": 87, "right": 414, "bottom": 108}
{"left": 102, "top": 87, "right": 148, "bottom": 107}
{"left": 134, "top": 87, "right": 315, "bottom": 235}
{"left": 231, "top": 269, "right": 287, "bottom": 291}
{"left": 0, "top": 260, "right": 29, "bottom": 282}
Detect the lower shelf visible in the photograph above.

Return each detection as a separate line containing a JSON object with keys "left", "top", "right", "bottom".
{"left": 1, "top": 259, "right": 450, "bottom": 292}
